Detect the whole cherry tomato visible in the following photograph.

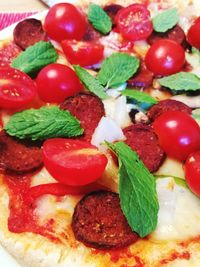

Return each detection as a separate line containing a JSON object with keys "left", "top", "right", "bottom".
{"left": 185, "top": 151, "right": 200, "bottom": 197}
{"left": 153, "top": 111, "right": 200, "bottom": 162}
{"left": 187, "top": 17, "right": 200, "bottom": 49}
{"left": 61, "top": 40, "right": 104, "bottom": 66}
{"left": 36, "top": 63, "right": 83, "bottom": 103}
{"left": 43, "top": 138, "right": 108, "bottom": 186}
{"left": 145, "top": 39, "right": 185, "bottom": 76}
{"left": 115, "top": 4, "right": 153, "bottom": 41}
{"left": 44, "top": 3, "right": 86, "bottom": 42}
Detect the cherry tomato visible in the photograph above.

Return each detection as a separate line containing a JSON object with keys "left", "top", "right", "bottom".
{"left": 36, "top": 63, "right": 83, "bottom": 103}
{"left": 153, "top": 111, "right": 200, "bottom": 162}
{"left": 43, "top": 139, "right": 108, "bottom": 186}
{"left": 44, "top": 3, "right": 86, "bottom": 42}
{"left": 187, "top": 17, "right": 200, "bottom": 49}
{"left": 185, "top": 151, "right": 200, "bottom": 196}
{"left": 115, "top": 4, "right": 153, "bottom": 41}
{"left": 61, "top": 40, "right": 104, "bottom": 67}
{"left": 0, "top": 67, "right": 36, "bottom": 109}
{"left": 145, "top": 39, "right": 185, "bottom": 76}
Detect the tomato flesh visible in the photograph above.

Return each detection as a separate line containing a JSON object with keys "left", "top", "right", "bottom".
{"left": 153, "top": 111, "right": 200, "bottom": 162}
{"left": 36, "top": 63, "right": 83, "bottom": 103}
{"left": 61, "top": 40, "right": 104, "bottom": 67}
{"left": 115, "top": 4, "right": 153, "bottom": 41}
{"left": 0, "top": 67, "right": 36, "bottom": 109}
{"left": 43, "top": 139, "right": 108, "bottom": 186}
{"left": 187, "top": 17, "right": 200, "bottom": 49}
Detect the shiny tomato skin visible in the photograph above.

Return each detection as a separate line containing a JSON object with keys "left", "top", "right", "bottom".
{"left": 36, "top": 63, "right": 83, "bottom": 103}
{"left": 145, "top": 39, "right": 185, "bottom": 76}
{"left": 187, "top": 17, "right": 200, "bottom": 49}
{"left": 61, "top": 40, "right": 104, "bottom": 66}
{"left": 153, "top": 111, "right": 200, "bottom": 162}
{"left": 44, "top": 3, "right": 86, "bottom": 42}
{"left": 185, "top": 151, "right": 200, "bottom": 196}
{"left": 0, "top": 67, "right": 36, "bottom": 109}
{"left": 43, "top": 138, "right": 108, "bottom": 186}
{"left": 115, "top": 4, "right": 153, "bottom": 41}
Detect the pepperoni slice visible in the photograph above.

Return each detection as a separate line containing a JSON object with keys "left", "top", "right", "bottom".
{"left": 72, "top": 190, "right": 139, "bottom": 249}
{"left": 147, "top": 99, "right": 192, "bottom": 122}
{"left": 0, "top": 42, "right": 22, "bottom": 67}
{"left": 0, "top": 131, "right": 43, "bottom": 174}
{"left": 13, "top": 18, "right": 46, "bottom": 50}
{"left": 123, "top": 124, "right": 165, "bottom": 172}
{"left": 60, "top": 93, "right": 105, "bottom": 142}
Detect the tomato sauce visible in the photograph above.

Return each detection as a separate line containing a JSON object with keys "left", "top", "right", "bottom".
{"left": 160, "top": 251, "right": 190, "bottom": 265}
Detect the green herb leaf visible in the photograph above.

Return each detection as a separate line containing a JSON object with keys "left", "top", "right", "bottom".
{"left": 98, "top": 53, "right": 140, "bottom": 88}
{"left": 73, "top": 65, "right": 108, "bottom": 100}
{"left": 106, "top": 141, "right": 159, "bottom": 238}
{"left": 158, "top": 72, "right": 200, "bottom": 91}
{"left": 5, "top": 106, "right": 83, "bottom": 141}
{"left": 121, "top": 89, "right": 158, "bottom": 106}
{"left": 12, "top": 41, "right": 58, "bottom": 77}
{"left": 152, "top": 8, "right": 179, "bottom": 33}
{"left": 88, "top": 3, "right": 112, "bottom": 34}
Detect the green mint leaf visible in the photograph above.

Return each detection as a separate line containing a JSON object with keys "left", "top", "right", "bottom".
{"left": 12, "top": 41, "right": 58, "bottom": 77}
{"left": 73, "top": 65, "right": 108, "bottom": 100}
{"left": 121, "top": 89, "right": 158, "bottom": 106}
{"left": 152, "top": 8, "right": 179, "bottom": 33}
{"left": 98, "top": 53, "right": 140, "bottom": 88}
{"left": 158, "top": 72, "right": 200, "bottom": 91}
{"left": 88, "top": 3, "right": 112, "bottom": 34}
{"left": 5, "top": 106, "right": 83, "bottom": 141}
{"left": 106, "top": 141, "right": 159, "bottom": 238}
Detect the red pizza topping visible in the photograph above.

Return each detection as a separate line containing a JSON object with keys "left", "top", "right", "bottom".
{"left": 0, "top": 42, "right": 21, "bottom": 67}
{"left": 103, "top": 4, "right": 123, "bottom": 25}
{"left": 187, "top": 16, "right": 200, "bottom": 49}
{"left": 82, "top": 23, "right": 101, "bottom": 41}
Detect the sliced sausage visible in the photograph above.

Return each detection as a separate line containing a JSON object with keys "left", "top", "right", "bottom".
{"left": 0, "top": 131, "right": 43, "bottom": 174}
{"left": 13, "top": 18, "right": 46, "bottom": 50}
{"left": 0, "top": 42, "right": 22, "bottom": 67}
{"left": 147, "top": 99, "right": 192, "bottom": 122}
{"left": 123, "top": 124, "right": 165, "bottom": 172}
{"left": 72, "top": 190, "right": 139, "bottom": 249}
{"left": 60, "top": 93, "right": 105, "bottom": 142}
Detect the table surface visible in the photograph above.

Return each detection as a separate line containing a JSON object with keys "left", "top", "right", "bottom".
{"left": 0, "top": 0, "right": 47, "bottom": 12}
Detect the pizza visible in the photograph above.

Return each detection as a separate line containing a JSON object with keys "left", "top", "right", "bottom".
{"left": 0, "top": 0, "right": 200, "bottom": 266}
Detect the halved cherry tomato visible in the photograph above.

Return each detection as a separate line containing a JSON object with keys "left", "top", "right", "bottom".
{"left": 115, "top": 4, "right": 153, "bottom": 41}
{"left": 43, "top": 139, "right": 108, "bottom": 186}
{"left": 145, "top": 39, "right": 185, "bottom": 76}
{"left": 185, "top": 151, "right": 200, "bottom": 196}
{"left": 153, "top": 111, "right": 200, "bottom": 162}
{"left": 36, "top": 63, "right": 83, "bottom": 103}
{"left": 61, "top": 40, "right": 104, "bottom": 66}
{"left": 44, "top": 3, "right": 86, "bottom": 42}
{"left": 187, "top": 17, "right": 200, "bottom": 49}
{"left": 0, "top": 67, "right": 36, "bottom": 109}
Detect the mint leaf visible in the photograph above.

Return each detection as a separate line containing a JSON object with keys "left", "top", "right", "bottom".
{"left": 121, "top": 89, "right": 158, "bottom": 106}
{"left": 12, "top": 41, "right": 58, "bottom": 77}
{"left": 158, "top": 72, "right": 200, "bottom": 91}
{"left": 88, "top": 3, "right": 112, "bottom": 34}
{"left": 106, "top": 141, "right": 159, "bottom": 238}
{"left": 73, "top": 65, "right": 108, "bottom": 100}
{"left": 5, "top": 106, "right": 83, "bottom": 141}
{"left": 98, "top": 53, "right": 140, "bottom": 88}
{"left": 152, "top": 8, "right": 179, "bottom": 33}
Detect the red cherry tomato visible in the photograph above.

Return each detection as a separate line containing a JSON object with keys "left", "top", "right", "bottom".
{"left": 185, "top": 151, "right": 200, "bottom": 196}
{"left": 115, "top": 4, "right": 153, "bottom": 41}
{"left": 43, "top": 138, "right": 108, "bottom": 186}
{"left": 187, "top": 17, "right": 200, "bottom": 49}
{"left": 61, "top": 40, "right": 104, "bottom": 67}
{"left": 145, "top": 39, "right": 185, "bottom": 76}
{"left": 153, "top": 111, "right": 200, "bottom": 162}
{"left": 36, "top": 63, "right": 83, "bottom": 103}
{"left": 44, "top": 3, "right": 86, "bottom": 42}
{"left": 0, "top": 67, "right": 36, "bottom": 109}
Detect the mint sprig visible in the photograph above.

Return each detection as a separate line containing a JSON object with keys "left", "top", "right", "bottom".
{"left": 106, "top": 141, "right": 159, "bottom": 238}
{"left": 88, "top": 3, "right": 112, "bottom": 34}
{"left": 12, "top": 41, "right": 58, "bottom": 77}
{"left": 121, "top": 89, "right": 158, "bottom": 106}
{"left": 152, "top": 8, "right": 179, "bottom": 33}
{"left": 5, "top": 106, "right": 83, "bottom": 141}
{"left": 98, "top": 53, "right": 140, "bottom": 88}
